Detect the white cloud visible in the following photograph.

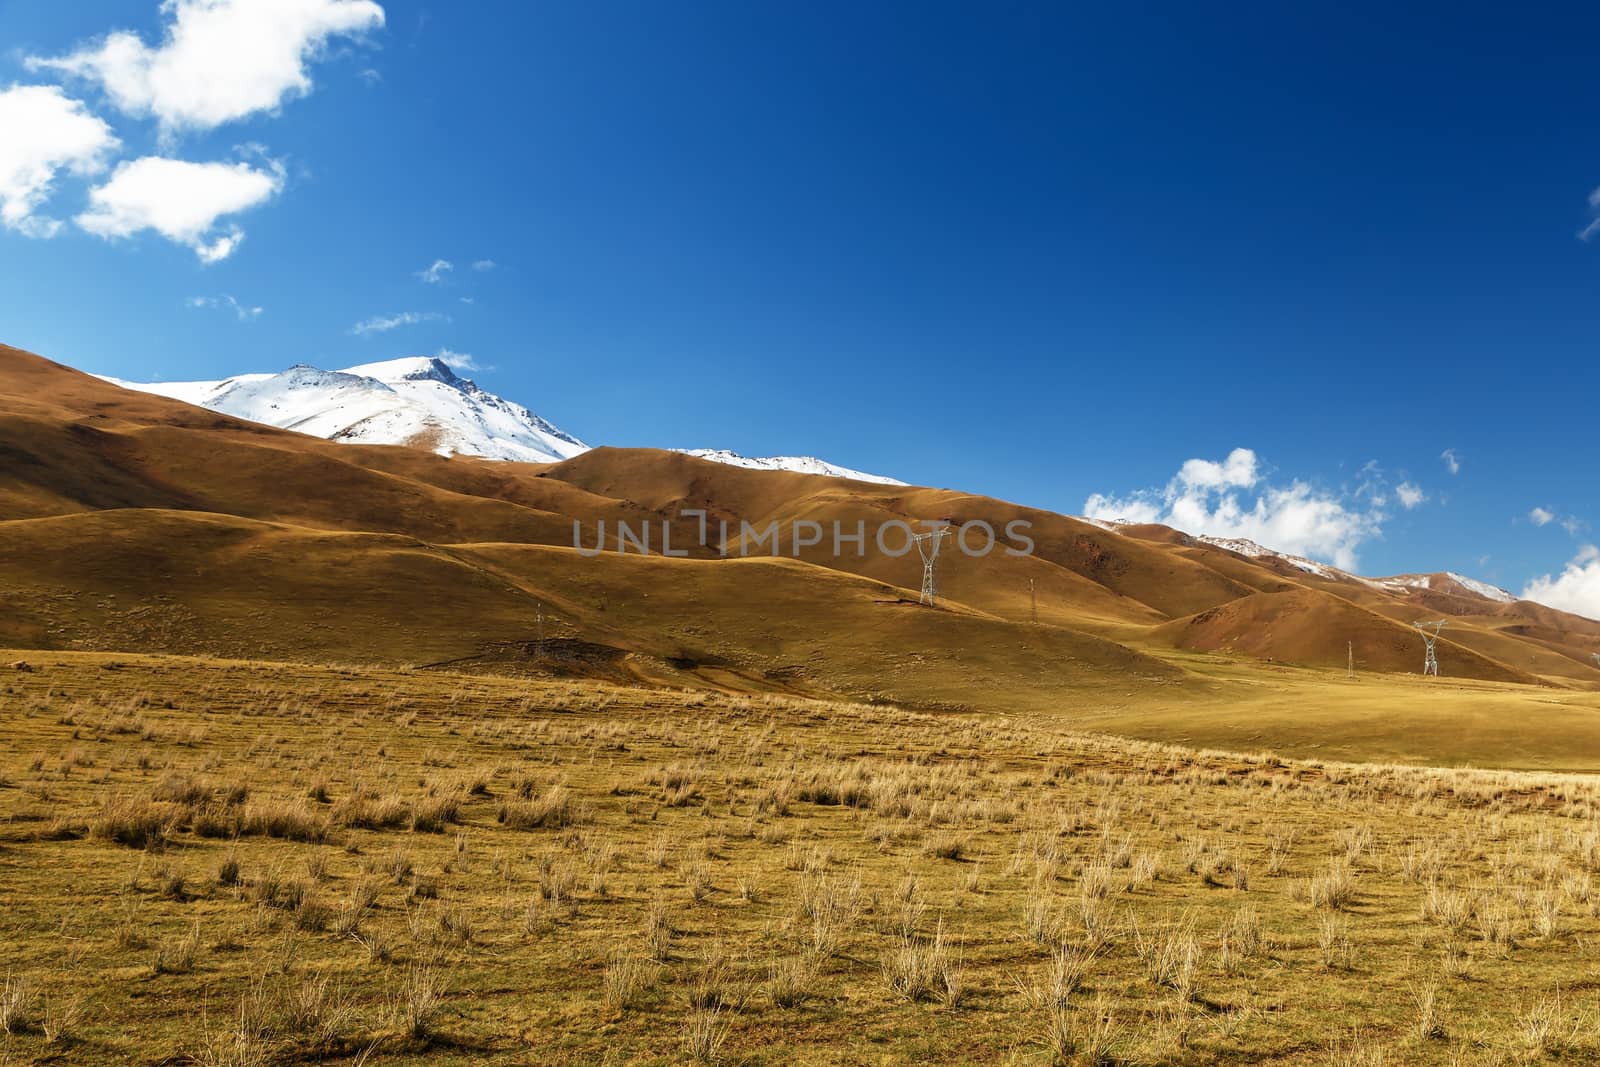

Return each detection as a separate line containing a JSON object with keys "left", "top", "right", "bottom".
{"left": 435, "top": 347, "right": 486, "bottom": 372}
{"left": 350, "top": 310, "right": 445, "bottom": 335}
{"left": 1583, "top": 188, "right": 1600, "bottom": 242}
{"left": 1523, "top": 546, "right": 1600, "bottom": 621}
{"left": 416, "top": 258, "right": 452, "bottom": 284}
{"left": 1083, "top": 493, "right": 1162, "bottom": 525}
{"left": 0, "top": 84, "right": 120, "bottom": 237}
{"left": 76, "top": 155, "right": 284, "bottom": 262}
{"left": 1175, "top": 447, "right": 1258, "bottom": 491}
{"left": 471, "top": 259, "right": 496, "bottom": 272}
{"left": 1526, "top": 507, "right": 1586, "bottom": 537}
{"left": 186, "top": 293, "right": 262, "bottom": 320}
{"left": 1441, "top": 448, "right": 1461, "bottom": 475}
{"left": 1084, "top": 447, "right": 1386, "bottom": 571}
{"left": 28, "top": 0, "right": 384, "bottom": 134}
{"left": 1396, "top": 482, "right": 1426, "bottom": 510}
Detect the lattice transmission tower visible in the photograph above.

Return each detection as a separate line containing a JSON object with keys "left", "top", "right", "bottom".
{"left": 912, "top": 524, "right": 951, "bottom": 606}
{"left": 1415, "top": 620, "right": 1447, "bottom": 678}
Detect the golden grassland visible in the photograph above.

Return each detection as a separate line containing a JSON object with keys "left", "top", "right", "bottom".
{"left": 1070, "top": 649, "right": 1600, "bottom": 772}
{"left": 5, "top": 654, "right": 1600, "bottom": 1064}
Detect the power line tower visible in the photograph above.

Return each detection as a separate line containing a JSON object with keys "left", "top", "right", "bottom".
{"left": 912, "top": 524, "right": 951, "bottom": 606}
{"left": 1348, "top": 641, "right": 1354, "bottom": 678}
{"left": 1029, "top": 577, "right": 1038, "bottom": 624}
{"left": 1415, "top": 620, "right": 1447, "bottom": 678}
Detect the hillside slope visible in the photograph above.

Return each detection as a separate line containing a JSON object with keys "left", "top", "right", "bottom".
{"left": 4, "top": 343, "right": 1600, "bottom": 700}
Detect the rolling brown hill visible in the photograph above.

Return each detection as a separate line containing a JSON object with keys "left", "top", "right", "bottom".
{"left": 3, "top": 341, "right": 1599, "bottom": 716}
{"left": 1150, "top": 587, "right": 1539, "bottom": 684}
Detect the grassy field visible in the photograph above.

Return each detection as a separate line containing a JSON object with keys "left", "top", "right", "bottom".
{"left": 1069, "top": 649, "right": 1600, "bottom": 772}
{"left": 5, "top": 653, "right": 1600, "bottom": 1065}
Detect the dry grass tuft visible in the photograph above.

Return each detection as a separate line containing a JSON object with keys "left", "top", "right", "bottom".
{"left": 393, "top": 961, "right": 447, "bottom": 1041}
{"left": 0, "top": 973, "right": 39, "bottom": 1035}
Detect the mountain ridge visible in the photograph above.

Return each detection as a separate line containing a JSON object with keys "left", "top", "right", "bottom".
{"left": 106, "top": 357, "right": 903, "bottom": 484}
{"left": 6, "top": 342, "right": 1598, "bottom": 697}
{"left": 1089, "top": 521, "right": 1521, "bottom": 611}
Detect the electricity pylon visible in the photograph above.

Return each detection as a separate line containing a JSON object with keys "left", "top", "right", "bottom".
{"left": 913, "top": 524, "right": 951, "bottom": 606}
{"left": 1415, "top": 620, "right": 1447, "bottom": 678}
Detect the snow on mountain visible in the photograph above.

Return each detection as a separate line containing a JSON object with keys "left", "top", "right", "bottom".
{"left": 676, "top": 449, "right": 906, "bottom": 486}
{"left": 104, "top": 358, "right": 903, "bottom": 481}
{"left": 1192, "top": 535, "right": 1348, "bottom": 580}
{"left": 1078, "top": 524, "right": 1518, "bottom": 605}
{"left": 1195, "top": 536, "right": 1271, "bottom": 559}
{"left": 107, "top": 357, "right": 588, "bottom": 464}
{"left": 1445, "top": 573, "right": 1519, "bottom": 603}
{"left": 1371, "top": 572, "right": 1518, "bottom": 604}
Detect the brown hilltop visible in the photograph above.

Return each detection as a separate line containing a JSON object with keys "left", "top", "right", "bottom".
{"left": 1151, "top": 587, "right": 1537, "bottom": 683}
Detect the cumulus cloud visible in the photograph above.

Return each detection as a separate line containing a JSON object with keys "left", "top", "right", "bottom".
{"left": 186, "top": 293, "right": 262, "bottom": 320}
{"left": 350, "top": 310, "right": 445, "bottom": 335}
{"left": 27, "top": 0, "right": 385, "bottom": 134}
{"left": 1441, "top": 448, "right": 1461, "bottom": 475}
{"left": 0, "top": 84, "right": 120, "bottom": 237}
{"left": 416, "top": 258, "right": 452, "bottom": 284}
{"left": 76, "top": 155, "right": 284, "bottom": 262}
{"left": 1396, "top": 482, "right": 1426, "bottom": 510}
{"left": 1083, "top": 447, "right": 1387, "bottom": 571}
{"left": 471, "top": 259, "right": 496, "bottom": 272}
{"left": 1176, "top": 448, "right": 1257, "bottom": 490}
{"left": 1523, "top": 546, "right": 1600, "bottom": 621}
{"left": 1530, "top": 507, "right": 1556, "bottom": 527}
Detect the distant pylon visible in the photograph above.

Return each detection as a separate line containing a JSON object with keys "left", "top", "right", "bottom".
{"left": 1029, "top": 577, "right": 1038, "bottom": 624}
{"left": 1348, "top": 641, "right": 1354, "bottom": 678}
{"left": 912, "top": 524, "right": 951, "bottom": 606}
{"left": 1415, "top": 620, "right": 1447, "bottom": 678}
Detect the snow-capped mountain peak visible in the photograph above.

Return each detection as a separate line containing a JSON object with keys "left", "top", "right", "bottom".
{"left": 106, "top": 358, "right": 588, "bottom": 464}
{"left": 343, "top": 356, "right": 462, "bottom": 386}
{"left": 676, "top": 448, "right": 907, "bottom": 486}
{"left": 103, "top": 359, "right": 903, "bottom": 482}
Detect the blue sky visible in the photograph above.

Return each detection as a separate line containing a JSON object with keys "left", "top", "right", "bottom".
{"left": 3, "top": 1, "right": 1599, "bottom": 610}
